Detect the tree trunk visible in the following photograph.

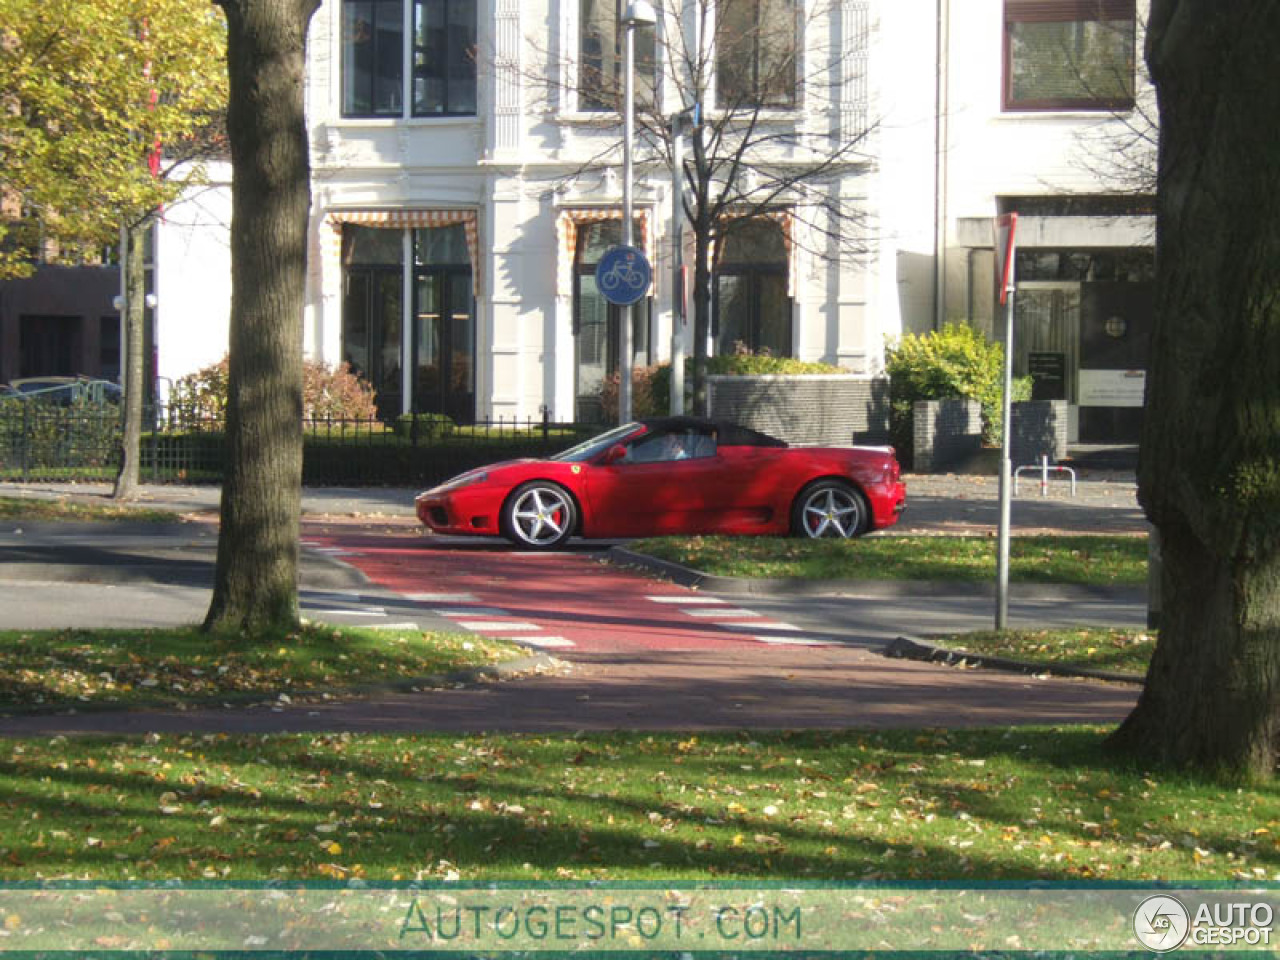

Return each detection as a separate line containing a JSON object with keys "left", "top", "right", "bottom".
{"left": 1108, "top": 0, "right": 1280, "bottom": 779}
{"left": 112, "top": 218, "right": 149, "bottom": 500}
{"left": 204, "top": 0, "right": 320, "bottom": 633}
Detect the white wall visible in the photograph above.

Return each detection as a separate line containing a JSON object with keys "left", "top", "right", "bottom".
{"left": 153, "top": 161, "right": 233, "bottom": 387}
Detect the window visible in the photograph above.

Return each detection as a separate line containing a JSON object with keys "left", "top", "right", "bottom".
{"left": 342, "top": 0, "right": 477, "bottom": 117}
{"left": 413, "top": 0, "right": 478, "bottom": 114}
{"left": 625, "top": 428, "right": 717, "bottom": 463}
{"left": 715, "top": 0, "right": 797, "bottom": 109}
{"left": 342, "top": 0, "right": 404, "bottom": 116}
{"left": 1003, "top": 0, "right": 1135, "bottom": 112}
{"left": 342, "top": 227, "right": 404, "bottom": 418}
{"left": 579, "top": 0, "right": 656, "bottom": 112}
{"left": 413, "top": 225, "right": 476, "bottom": 422}
{"left": 714, "top": 218, "right": 791, "bottom": 356}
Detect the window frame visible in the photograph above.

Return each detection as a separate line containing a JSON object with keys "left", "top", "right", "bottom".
{"left": 341, "top": 0, "right": 406, "bottom": 118}
{"left": 576, "top": 0, "right": 658, "bottom": 114}
{"left": 340, "top": 0, "right": 478, "bottom": 119}
{"left": 412, "top": 0, "right": 479, "bottom": 116}
{"left": 711, "top": 217, "right": 792, "bottom": 356}
{"left": 1002, "top": 0, "right": 1136, "bottom": 113}
{"left": 713, "top": 0, "right": 799, "bottom": 111}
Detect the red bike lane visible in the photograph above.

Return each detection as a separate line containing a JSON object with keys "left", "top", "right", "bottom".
{"left": 302, "top": 527, "right": 824, "bottom": 654}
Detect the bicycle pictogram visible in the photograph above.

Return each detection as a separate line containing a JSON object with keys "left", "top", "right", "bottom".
{"left": 595, "top": 245, "right": 652, "bottom": 306}
{"left": 599, "top": 258, "right": 645, "bottom": 293}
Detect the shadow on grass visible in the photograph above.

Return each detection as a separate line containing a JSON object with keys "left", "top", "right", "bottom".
{"left": 0, "top": 729, "right": 1273, "bottom": 882}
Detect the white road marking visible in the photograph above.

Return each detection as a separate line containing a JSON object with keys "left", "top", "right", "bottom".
{"left": 407, "top": 592, "right": 479, "bottom": 603}
{"left": 310, "top": 608, "right": 388, "bottom": 617}
{"left": 716, "top": 621, "right": 802, "bottom": 631}
{"left": 456, "top": 621, "right": 543, "bottom": 632}
{"left": 647, "top": 595, "right": 724, "bottom": 604}
{"left": 430, "top": 607, "right": 512, "bottom": 618}
{"left": 682, "top": 607, "right": 761, "bottom": 618}
{"left": 369, "top": 622, "right": 425, "bottom": 630}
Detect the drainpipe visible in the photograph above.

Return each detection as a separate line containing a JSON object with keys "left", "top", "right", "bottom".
{"left": 932, "top": 0, "right": 949, "bottom": 331}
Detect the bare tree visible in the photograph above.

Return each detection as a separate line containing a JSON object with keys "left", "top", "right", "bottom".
{"left": 1069, "top": 5, "right": 1159, "bottom": 197}
{"left": 526, "top": 0, "right": 876, "bottom": 411}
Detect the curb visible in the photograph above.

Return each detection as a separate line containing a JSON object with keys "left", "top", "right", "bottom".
{"left": 883, "top": 635, "right": 1145, "bottom": 685}
{"left": 0, "top": 653, "right": 562, "bottom": 722}
{"left": 608, "top": 546, "right": 1147, "bottom": 602}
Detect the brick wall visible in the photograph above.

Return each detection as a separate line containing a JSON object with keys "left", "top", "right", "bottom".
{"left": 1010, "top": 399, "right": 1068, "bottom": 465}
{"left": 706, "top": 375, "right": 892, "bottom": 446}
{"left": 913, "top": 398, "right": 982, "bottom": 473}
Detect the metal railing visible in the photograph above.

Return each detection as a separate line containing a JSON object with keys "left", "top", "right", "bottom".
{"left": 0, "top": 401, "right": 600, "bottom": 487}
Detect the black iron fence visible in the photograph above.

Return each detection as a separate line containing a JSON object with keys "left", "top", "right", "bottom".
{"left": 0, "top": 401, "right": 600, "bottom": 487}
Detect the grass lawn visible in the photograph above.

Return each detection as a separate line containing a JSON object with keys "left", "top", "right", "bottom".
{"left": 929, "top": 628, "right": 1156, "bottom": 676}
{"left": 0, "top": 728, "right": 1274, "bottom": 882}
{"left": 630, "top": 535, "right": 1147, "bottom": 586}
{"left": 0, "top": 625, "right": 528, "bottom": 712}
{"left": 0, "top": 495, "right": 177, "bottom": 523}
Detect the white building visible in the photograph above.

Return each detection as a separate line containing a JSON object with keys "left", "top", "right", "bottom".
{"left": 144, "top": 0, "right": 1152, "bottom": 441}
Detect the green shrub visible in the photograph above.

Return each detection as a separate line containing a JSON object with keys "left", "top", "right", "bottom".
{"left": 171, "top": 356, "right": 379, "bottom": 423}
{"left": 705, "top": 351, "right": 842, "bottom": 376}
{"left": 0, "top": 396, "right": 120, "bottom": 473}
{"left": 394, "top": 413, "right": 455, "bottom": 439}
{"left": 885, "top": 323, "right": 1031, "bottom": 455}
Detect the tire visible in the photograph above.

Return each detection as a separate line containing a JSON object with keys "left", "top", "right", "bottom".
{"left": 790, "top": 480, "right": 870, "bottom": 539}
{"left": 501, "top": 481, "right": 577, "bottom": 549}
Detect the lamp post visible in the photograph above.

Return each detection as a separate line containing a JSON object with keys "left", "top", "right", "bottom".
{"left": 620, "top": 0, "right": 655, "bottom": 424}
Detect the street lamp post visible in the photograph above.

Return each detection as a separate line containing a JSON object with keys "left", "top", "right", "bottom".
{"left": 620, "top": 0, "right": 655, "bottom": 424}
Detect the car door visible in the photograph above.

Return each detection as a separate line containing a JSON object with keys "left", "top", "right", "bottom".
{"left": 583, "top": 426, "right": 724, "bottom": 537}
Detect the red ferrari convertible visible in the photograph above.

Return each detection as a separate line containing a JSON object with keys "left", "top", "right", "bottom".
{"left": 415, "top": 417, "right": 906, "bottom": 549}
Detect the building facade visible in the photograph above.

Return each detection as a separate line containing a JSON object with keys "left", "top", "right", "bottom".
{"left": 5, "top": 0, "right": 1153, "bottom": 444}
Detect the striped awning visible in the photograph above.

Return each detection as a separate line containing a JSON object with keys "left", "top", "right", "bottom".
{"left": 324, "top": 209, "right": 480, "bottom": 296}
{"left": 555, "top": 207, "right": 653, "bottom": 298}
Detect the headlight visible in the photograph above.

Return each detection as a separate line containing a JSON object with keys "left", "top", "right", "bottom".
{"left": 418, "top": 471, "right": 489, "bottom": 499}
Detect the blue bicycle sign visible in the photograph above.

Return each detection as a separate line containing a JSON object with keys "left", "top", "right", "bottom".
{"left": 595, "top": 245, "right": 652, "bottom": 306}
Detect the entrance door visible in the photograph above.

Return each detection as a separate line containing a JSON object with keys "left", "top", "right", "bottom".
{"left": 343, "top": 268, "right": 403, "bottom": 419}
{"left": 1014, "top": 282, "right": 1082, "bottom": 441}
{"left": 413, "top": 269, "right": 475, "bottom": 423}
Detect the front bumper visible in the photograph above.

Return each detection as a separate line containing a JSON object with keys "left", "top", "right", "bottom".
{"left": 415, "top": 488, "right": 500, "bottom": 537}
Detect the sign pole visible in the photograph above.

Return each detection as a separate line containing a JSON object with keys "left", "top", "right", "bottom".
{"left": 994, "top": 212, "right": 1018, "bottom": 631}
{"left": 620, "top": 14, "right": 637, "bottom": 424}
{"left": 669, "top": 111, "right": 685, "bottom": 415}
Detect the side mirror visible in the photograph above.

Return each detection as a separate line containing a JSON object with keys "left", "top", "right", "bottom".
{"left": 602, "top": 443, "right": 628, "bottom": 465}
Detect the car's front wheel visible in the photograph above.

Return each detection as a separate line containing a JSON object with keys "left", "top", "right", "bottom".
{"left": 791, "top": 480, "right": 869, "bottom": 539}
{"left": 502, "top": 481, "right": 577, "bottom": 549}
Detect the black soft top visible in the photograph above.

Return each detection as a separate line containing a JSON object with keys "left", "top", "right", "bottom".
{"left": 638, "top": 416, "right": 788, "bottom": 448}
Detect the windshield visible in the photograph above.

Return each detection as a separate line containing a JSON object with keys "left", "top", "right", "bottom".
{"left": 551, "top": 423, "right": 645, "bottom": 463}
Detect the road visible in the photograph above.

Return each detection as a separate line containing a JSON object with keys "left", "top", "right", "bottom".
{"left": 0, "top": 517, "right": 1144, "bottom": 733}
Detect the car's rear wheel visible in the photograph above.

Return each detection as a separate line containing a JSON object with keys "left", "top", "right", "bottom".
{"left": 791, "top": 480, "right": 869, "bottom": 539}
{"left": 502, "top": 481, "right": 577, "bottom": 549}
